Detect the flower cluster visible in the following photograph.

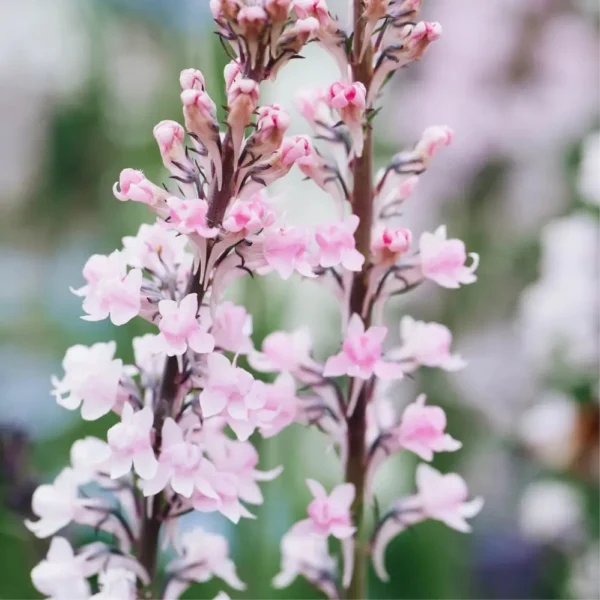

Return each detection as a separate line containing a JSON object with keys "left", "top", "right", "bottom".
{"left": 29, "top": 1, "right": 481, "bottom": 598}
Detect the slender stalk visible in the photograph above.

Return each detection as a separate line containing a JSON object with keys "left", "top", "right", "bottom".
{"left": 345, "top": 2, "right": 374, "bottom": 599}
{"left": 137, "top": 52, "right": 266, "bottom": 589}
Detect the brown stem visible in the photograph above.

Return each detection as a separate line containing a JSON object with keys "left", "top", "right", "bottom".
{"left": 345, "top": 2, "right": 374, "bottom": 599}
{"left": 137, "top": 46, "right": 267, "bottom": 591}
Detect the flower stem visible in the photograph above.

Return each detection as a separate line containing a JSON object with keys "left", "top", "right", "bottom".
{"left": 345, "top": 2, "right": 374, "bottom": 599}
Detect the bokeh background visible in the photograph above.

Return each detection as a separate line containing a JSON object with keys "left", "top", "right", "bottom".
{"left": 1, "top": 0, "right": 599, "bottom": 598}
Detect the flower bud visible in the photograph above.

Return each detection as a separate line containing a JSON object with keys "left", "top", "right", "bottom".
{"left": 325, "top": 81, "right": 367, "bottom": 155}
{"left": 181, "top": 89, "right": 223, "bottom": 190}
{"left": 227, "top": 78, "right": 260, "bottom": 164}
{"left": 224, "top": 60, "right": 242, "bottom": 93}
{"left": 415, "top": 125, "right": 453, "bottom": 161}
{"left": 179, "top": 68, "right": 206, "bottom": 91}
{"left": 153, "top": 120, "right": 187, "bottom": 169}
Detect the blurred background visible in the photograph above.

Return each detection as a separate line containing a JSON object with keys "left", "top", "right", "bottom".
{"left": 0, "top": 0, "right": 598, "bottom": 598}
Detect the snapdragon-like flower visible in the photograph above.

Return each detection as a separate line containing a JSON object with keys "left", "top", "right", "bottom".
{"left": 273, "top": 522, "right": 337, "bottom": 596}
{"left": 419, "top": 225, "right": 479, "bottom": 288}
{"left": 315, "top": 215, "right": 365, "bottom": 272}
{"left": 212, "top": 301, "right": 254, "bottom": 354}
{"left": 324, "top": 314, "right": 402, "bottom": 380}
{"left": 249, "top": 327, "right": 314, "bottom": 374}
{"left": 257, "top": 373, "right": 299, "bottom": 438}
{"left": 156, "top": 293, "right": 215, "bottom": 357}
{"left": 396, "top": 395, "right": 462, "bottom": 461}
{"left": 242, "top": 104, "right": 291, "bottom": 164}
{"left": 207, "top": 437, "right": 282, "bottom": 505}
{"left": 166, "top": 197, "right": 220, "bottom": 238}
{"left": 51, "top": 342, "right": 123, "bottom": 421}
{"left": 199, "top": 353, "right": 264, "bottom": 440}
{"left": 164, "top": 527, "right": 245, "bottom": 600}
{"left": 393, "top": 316, "right": 466, "bottom": 372}
{"left": 91, "top": 569, "right": 137, "bottom": 600}
{"left": 223, "top": 192, "right": 276, "bottom": 235}
{"left": 260, "top": 226, "right": 316, "bottom": 279}
{"left": 122, "top": 222, "right": 189, "bottom": 275}
{"left": 106, "top": 404, "right": 158, "bottom": 479}
{"left": 371, "top": 226, "right": 412, "bottom": 264}
{"left": 372, "top": 465, "right": 482, "bottom": 582}
{"left": 325, "top": 81, "right": 367, "bottom": 156}
{"left": 142, "top": 418, "right": 214, "bottom": 498}
{"left": 411, "top": 464, "right": 483, "bottom": 531}
{"left": 31, "top": 537, "right": 91, "bottom": 600}
{"left": 25, "top": 467, "right": 105, "bottom": 538}
{"left": 297, "top": 479, "right": 355, "bottom": 539}
{"left": 73, "top": 251, "right": 142, "bottom": 325}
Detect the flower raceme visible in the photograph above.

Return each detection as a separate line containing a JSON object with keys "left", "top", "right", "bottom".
{"left": 33, "top": 1, "right": 482, "bottom": 598}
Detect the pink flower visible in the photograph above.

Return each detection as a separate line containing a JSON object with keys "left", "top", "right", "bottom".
{"left": 325, "top": 81, "right": 367, "bottom": 155}
{"left": 166, "top": 197, "right": 219, "bottom": 238}
{"left": 244, "top": 104, "right": 291, "bottom": 160}
{"left": 371, "top": 465, "right": 482, "bottom": 582}
{"left": 73, "top": 251, "right": 142, "bottom": 326}
{"left": 191, "top": 465, "right": 254, "bottom": 523}
{"left": 25, "top": 468, "right": 104, "bottom": 538}
{"left": 51, "top": 342, "right": 123, "bottom": 421}
{"left": 273, "top": 522, "right": 337, "bottom": 595}
{"left": 179, "top": 68, "right": 205, "bottom": 91}
{"left": 132, "top": 334, "right": 167, "bottom": 383}
{"left": 299, "top": 479, "right": 356, "bottom": 539}
{"left": 371, "top": 225, "right": 412, "bottom": 264}
{"left": 295, "top": 88, "right": 328, "bottom": 128}
{"left": 279, "top": 135, "right": 314, "bottom": 167}
{"left": 323, "top": 314, "right": 403, "bottom": 380}
{"left": 199, "top": 353, "right": 265, "bottom": 441}
{"left": 256, "top": 373, "right": 298, "bottom": 438}
{"left": 212, "top": 301, "right": 253, "bottom": 354}
{"left": 416, "top": 125, "right": 453, "bottom": 160}
{"left": 293, "top": 0, "right": 329, "bottom": 25}
{"left": 222, "top": 192, "right": 275, "bottom": 235}
{"left": 261, "top": 226, "right": 315, "bottom": 279}
{"left": 142, "top": 418, "right": 214, "bottom": 499}
{"left": 419, "top": 226, "right": 479, "bottom": 288}
{"left": 405, "top": 21, "right": 442, "bottom": 58}
{"left": 31, "top": 537, "right": 91, "bottom": 600}
{"left": 396, "top": 395, "right": 461, "bottom": 461}
{"left": 113, "top": 168, "right": 156, "bottom": 205}
{"left": 413, "top": 464, "right": 483, "bottom": 532}
{"left": 106, "top": 404, "right": 158, "bottom": 480}
{"left": 156, "top": 293, "right": 215, "bottom": 357}
{"left": 153, "top": 120, "right": 186, "bottom": 168}
{"left": 315, "top": 215, "right": 365, "bottom": 271}
{"left": 122, "top": 222, "right": 189, "bottom": 274}
{"left": 207, "top": 437, "right": 282, "bottom": 505}
{"left": 165, "top": 527, "right": 245, "bottom": 600}
{"left": 394, "top": 316, "right": 466, "bottom": 372}
{"left": 249, "top": 328, "right": 313, "bottom": 373}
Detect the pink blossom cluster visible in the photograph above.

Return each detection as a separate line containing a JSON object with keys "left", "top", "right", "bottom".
{"left": 29, "top": 1, "right": 481, "bottom": 598}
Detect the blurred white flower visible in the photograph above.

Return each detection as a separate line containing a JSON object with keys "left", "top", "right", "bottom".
{"left": 569, "top": 544, "right": 600, "bottom": 600}
{"left": 519, "top": 480, "right": 583, "bottom": 545}
{"left": 518, "top": 392, "right": 578, "bottom": 470}
{"left": 578, "top": 131, "right": 600, "bottom": 206}
{"left": 519, "top": 212, "right": 600, "bottom": 372}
